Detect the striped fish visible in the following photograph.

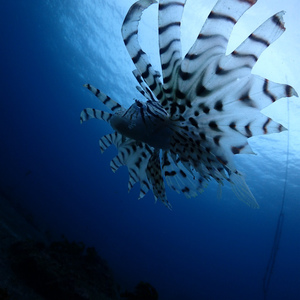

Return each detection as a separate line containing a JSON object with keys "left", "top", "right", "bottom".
{"left": 81, "top": 0, "right": 297, "bottom": 209}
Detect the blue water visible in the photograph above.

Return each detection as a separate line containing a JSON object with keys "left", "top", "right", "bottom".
{"left": 1, "top": 1, "right": 300, "bottom": 299}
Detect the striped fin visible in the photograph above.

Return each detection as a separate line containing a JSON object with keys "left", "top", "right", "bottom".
{"left": 105, "top": 136, "right": 153, "bottom": 199}
{"left": 99, "top": 132, "right": 123, "bottom": 154}
{"left": 136, "top": 85, "right": 152, "bottom": 101}
{"left": 122, "top": 0, "right": 165, "bottom": 101}
{"left": 183, "top": 74, "right": 297, "bottom": 141}
{"left": 110, "top": 155, "right": 124, "bottom": 173}
{"left": 169, "top": 132, "right": 257, "bottom": 206}
{"left": 126, "top": 142, "right": 153, "bottom": 199}
{"left": 132, "top": 69, "right": 156, "bottom": 101}
{"left": 80, "top": 108, "right": 112, "bottom": 123}
{"left": 84, "top": 84, "right": 125, "bottom": 113}
{"left": 177, "top": 0, "right": 257, "bottom": 104}
{"left": 138, "top": 179, "right": 151, "bottom": 199}
{"left": 186, "top": 0, "right": 257, "bottom": 56}
{"left": 158, "top": 0, "right": 186, "bottom": 96}
{"left": 174, "top": 77, "right": 296, "bottom": 183}
{"left": 99, "top": 131, "right": 153, "bottom": 199}
{"left": 169, "top": 127, "right": 235, "bottom": 181}
{"left": 162, "top": 151, "right": 205, "bottom": 198}
{"left": 219, "top": 11, "right": 287, "bottom": 74}
{"left": 176, "top": 5, "right": 297, "bottom": 129}
{"left": 146, "top": 150, "right": 171, "bottom": 209}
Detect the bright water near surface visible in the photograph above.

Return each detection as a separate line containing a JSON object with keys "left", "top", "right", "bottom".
{"left": 1, "top": 0, "right": 300, "bottom": 299}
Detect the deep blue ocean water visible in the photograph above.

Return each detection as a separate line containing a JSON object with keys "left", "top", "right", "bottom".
{"left": 1, "top": 1, "right": 300, "bottom": 299}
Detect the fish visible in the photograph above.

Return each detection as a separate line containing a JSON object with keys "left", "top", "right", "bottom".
{"left": 80, "top": 0, "right": 298, "bottom": 209}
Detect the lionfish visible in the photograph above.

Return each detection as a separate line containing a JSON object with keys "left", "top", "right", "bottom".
{"left": 80, "top": 0, "right": 297, "bottom": 209}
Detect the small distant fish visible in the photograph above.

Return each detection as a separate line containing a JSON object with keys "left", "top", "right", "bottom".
{"left": 80, "top": 0, "right": 297, "bottom": 209}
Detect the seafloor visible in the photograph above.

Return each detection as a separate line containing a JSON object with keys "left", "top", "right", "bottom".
{"left": 0, "top": 193, "right": 120, "bottom": 300}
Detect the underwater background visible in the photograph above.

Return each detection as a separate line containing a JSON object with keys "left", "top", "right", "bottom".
{"left": 1, "top": 0, "right": 300, "bottom": 299}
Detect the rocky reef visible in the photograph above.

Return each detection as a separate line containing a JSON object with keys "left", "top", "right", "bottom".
{"left": 8, "top": 238, "right": 120, "bottom": 300}
{"left": 0, "top": 193, "right": 120, "bottom": 299}
{"left": 0, "top": 194, "right": 159, "bottom": 300}
{"left": 120, "top": 281, "right": 158, "bottom": 300}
